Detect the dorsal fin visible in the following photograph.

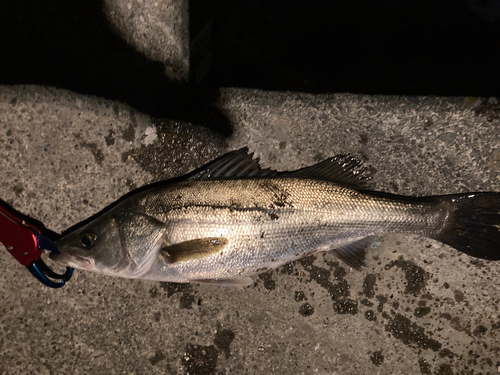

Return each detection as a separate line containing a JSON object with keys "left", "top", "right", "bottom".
{"left": 183, "top": 148, "right": 371, "bottom": 188}
{"left": 283, "top": 154, "right": 372, "bottom": 189}
{"left": 185, "top": 147, "right": 278, "bottom": 180}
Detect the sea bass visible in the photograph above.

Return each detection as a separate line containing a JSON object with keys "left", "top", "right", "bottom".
{"left": 51, "top": 148, "right": 500, "bottom": 285}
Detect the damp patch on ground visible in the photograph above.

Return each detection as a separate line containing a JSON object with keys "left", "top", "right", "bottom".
{"left": 385, "top": 313, "right": 441, "bottom": 351}
{"left": 384, "top": 256, "right": 429, "bottom": 295}
{"left": 181, "top": 344, "right": 218, "bottom": 375}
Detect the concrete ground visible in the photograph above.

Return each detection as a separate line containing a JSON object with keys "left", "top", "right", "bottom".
{"left": 1, "top": 2, "right": 500, "bottom": 375}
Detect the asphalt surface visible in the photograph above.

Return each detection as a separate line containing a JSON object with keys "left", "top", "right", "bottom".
{"left": 1, "top": 1, "right": 500, "bottom": 375}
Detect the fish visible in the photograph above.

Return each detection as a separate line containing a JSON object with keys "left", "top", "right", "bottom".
{"left": 51, "top": 148, "right": 500, "bottom": 286}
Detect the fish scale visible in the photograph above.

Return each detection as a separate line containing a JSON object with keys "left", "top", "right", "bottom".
{"left": 130, "top": 178, "right": 447, "bottom": 282}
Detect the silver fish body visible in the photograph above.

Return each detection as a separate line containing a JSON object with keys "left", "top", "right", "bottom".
{"left": 52, "top": 149, "right": 500, "bottom": 285}
{"left": 139, "top": 178, "right": 445, "bottom": 282}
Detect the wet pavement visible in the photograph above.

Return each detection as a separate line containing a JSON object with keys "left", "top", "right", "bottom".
{"left": 1, "top": 1, "right": 500, "bottom": 374}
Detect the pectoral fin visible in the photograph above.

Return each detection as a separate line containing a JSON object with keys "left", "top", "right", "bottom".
{"left": 160, "top": 237, "right": 228, "bottom": 263}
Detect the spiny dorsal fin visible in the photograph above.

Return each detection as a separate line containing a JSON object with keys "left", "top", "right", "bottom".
{"left": 185, "top": 147, "right": 277, "bottom": 180}
{"left": 160, "top": 237, "right": 228, "bottom": 263}
{"left": 283, "top": 154, "right": 372, "bottom": 189}
{"left": 331, "top": 236, "right": 380, "bottom": 270}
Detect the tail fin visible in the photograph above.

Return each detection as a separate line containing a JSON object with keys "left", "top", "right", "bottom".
{"left": 431, "top": 193, "right": 500, "bottom": 260}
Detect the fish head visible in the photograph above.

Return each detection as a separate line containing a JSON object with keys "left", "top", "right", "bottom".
{"left": 52, "top": 203, "right": 168, "bottom": 278}
{"left": 51, "top": 209, "right": 125, "bottom": 274}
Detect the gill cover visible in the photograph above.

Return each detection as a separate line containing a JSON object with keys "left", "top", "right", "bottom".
{"left": 55, "top": 203, "right": 167, "bottom": 277}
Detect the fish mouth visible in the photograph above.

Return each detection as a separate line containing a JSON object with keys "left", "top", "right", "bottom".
{"left": 49, "top": 252, "right": 95, "bottom": 271}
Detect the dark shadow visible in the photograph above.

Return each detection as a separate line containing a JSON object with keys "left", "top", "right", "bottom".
{"left": 1, "top": 1, "right": 500, "bottom": 138}
{"left": 0, "top": 0, "right": 232, "bottom": 135}
{"left": 191, "top": 0, "right": 500, "bottom": 96}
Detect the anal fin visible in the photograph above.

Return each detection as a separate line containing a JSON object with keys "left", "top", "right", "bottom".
{"left": 331, "top": 236, "right": 380, "bottom": 270}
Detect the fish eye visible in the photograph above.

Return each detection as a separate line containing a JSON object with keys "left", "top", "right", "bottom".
{"left": 80, "top": 232, "right": 97, "bottom": 249}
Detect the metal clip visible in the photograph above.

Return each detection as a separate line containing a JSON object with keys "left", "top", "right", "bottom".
{"left": 0, "top": 199, "right": 73, "bottom": 288}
